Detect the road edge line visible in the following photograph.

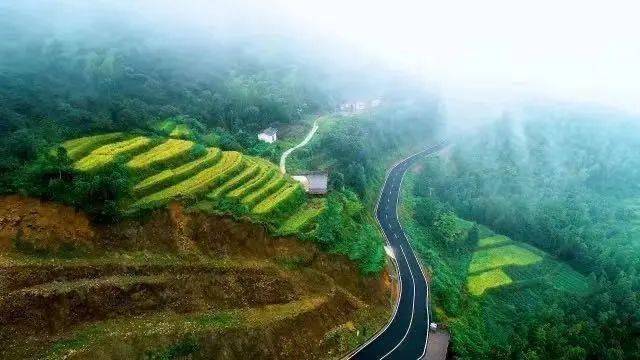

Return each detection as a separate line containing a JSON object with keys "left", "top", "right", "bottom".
{"left": 343, "top": 141, "right": 444, "bottom": 359}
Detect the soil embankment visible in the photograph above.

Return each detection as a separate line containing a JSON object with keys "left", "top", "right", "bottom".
{"left": 0, "top": 195, "right": 392, "bottom": 359}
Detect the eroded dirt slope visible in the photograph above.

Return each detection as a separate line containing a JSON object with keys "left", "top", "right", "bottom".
{"left": 0, "top": 196, "right": 392, "bottom": 359}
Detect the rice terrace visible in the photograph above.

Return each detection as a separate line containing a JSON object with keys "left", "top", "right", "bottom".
{"left": 61, "top": 131, "right": 315, "bottom": 231}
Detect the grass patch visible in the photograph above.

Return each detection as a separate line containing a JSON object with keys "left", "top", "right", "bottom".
{"left": 478, "top": 235, "right": 510, "bottom": 248}
{"left": 155, "top": 119, "right": 178, "bottom": 135}
{"left": 468, "top": 244, "right": 542, "bottom": 274}
{"left": 467, "top": 268, "right": 513, "bottom": 296}
{"left": 145, "top": 336, "right": 200, "bottom": 360}
{"left": 195, "top": 311, "right": 241, "bottom": 329}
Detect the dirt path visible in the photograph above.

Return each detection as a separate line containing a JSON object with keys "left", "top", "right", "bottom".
{"left": 279, "top": 117, "right": 321, "bottom": 174}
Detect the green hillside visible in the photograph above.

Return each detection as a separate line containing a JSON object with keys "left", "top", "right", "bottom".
{"left": 399, "top": 172, "right": 592, "bottom": 358}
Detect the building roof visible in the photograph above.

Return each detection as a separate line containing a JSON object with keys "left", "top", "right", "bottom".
{"left": 292, "top": 172, "right": 328, "bottom": 194}
{"left": 307, "top": 173, "right": 328, "bottom": 194}
{"left": 260, "top": 127, "right": 278, "bottom": 136}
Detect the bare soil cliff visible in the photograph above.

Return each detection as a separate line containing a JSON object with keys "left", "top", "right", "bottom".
{"left": 0, "top": 196, "right": 392, "bottom": 359}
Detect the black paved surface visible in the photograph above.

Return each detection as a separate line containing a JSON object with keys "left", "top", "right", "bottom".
{"left": 349, "top": 143, "right": 445, "bottom": 360}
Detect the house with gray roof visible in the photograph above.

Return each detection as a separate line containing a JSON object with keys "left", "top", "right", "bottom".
{"left": 292, "top": 171, "right": 328, "bottom": 195}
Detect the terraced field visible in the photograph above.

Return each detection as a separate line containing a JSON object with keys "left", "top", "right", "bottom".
{"left": 466, "top": 232, "right": 589, "bottom": 296}
{"left": 63, "top": 133, "right": 316, "bottom": 225}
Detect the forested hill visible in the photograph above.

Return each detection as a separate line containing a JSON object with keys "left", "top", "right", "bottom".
{"left": 0, "top": 5, "right": 442, "bottom": 279}
{"left": 0, "top": 37, "right": 326, "bottom": 179}
{"left": 420, "top": 107, "right": 640, "bottom": 358}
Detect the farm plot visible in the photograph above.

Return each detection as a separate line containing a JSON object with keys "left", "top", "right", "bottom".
{"left": 253, "top": 184, "right": 303, "bottom": 215}
{"left": 227, "top": 166, "right": 278, "bottom": 201}
{"left": 466, "top": 234, "right": 589, "bottom": 297}
{"left": 468, "top": 244, "right": 542, "bottom": 274}
{"left": 133, "top": 151, "right": 244, "bottom": 209}
{"left": 133, "top": 148, "right": 222, "bottom": 197}
{"left": 467, "top": 268, "right": 512, "bottom": 296}
{"left": 61, "top": 133, "right": 316, "bottom": 229}
{"left": 241, "top": 177, "right": 287, "bottom": 208}
{"left": 74, "top": 137, "right": 152, "bottom": 172}
{"left": 277, "top": 200, "right": 326, "bottom": 235}
{"left": 207, "top": 159, "right": 260, "bottom": 199}
{"left": 127, "top": 139, "right": 194, "bottom": 171}
{"left": 62, "top": 133, "right": 126, "bottom": 160}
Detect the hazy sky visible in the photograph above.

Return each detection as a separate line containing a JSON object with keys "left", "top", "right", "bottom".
{"left": 10, "top": 0, "right": 640, "bottom": 114}
{"left": 271, "top": 0, "right": 640, "bottom": 114}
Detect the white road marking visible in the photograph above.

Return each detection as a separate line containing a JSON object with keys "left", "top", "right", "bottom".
{"left": 380, "top": 244, "right": 418, "bottom": 360}
{"left": 346, "top": 143, "right": 445, "bottom": 360}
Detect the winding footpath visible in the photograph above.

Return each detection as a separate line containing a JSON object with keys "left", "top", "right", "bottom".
{"left": 347, "top": 142, "right": 446, "bottom": 360}
{"left": 279, "top": 117, "right": 320, "bottom": 174}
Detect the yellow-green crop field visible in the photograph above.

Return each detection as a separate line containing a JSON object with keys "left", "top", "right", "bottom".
{"left": 64, "top": 132, "right": 314, "bottom": 229}
{"left": 133, "top": 151, "right": 244, "bottom": 208}
{"left": 127, "top": 139, "right": 194, "bottom": 170}
{"left": 241, "top": 177, "right": 287, "bottom": 207}
{"left": 253, "top": 184, "right": 302, "bottom": 214}
{"left": 208, "top": 160, "right": 260, "bottom": 198}
{"left": 468, "top": 244, "right": 542, "bottom": 274}
{"left": 133, "top": 148, "right": 222, "bottom": 197}
{"left": 227, "top": 167, "right": 277, "bottom": 200}
{"left": 467, "top": 268, "right": 513, "bottom": 296}
{"left": 74, "top": 136, "right": 152, "bottom": 172}
{"left": 61, "top": 133, "right": 126, "bottom": 160}
{"left": 466, "top": 233, "right": 589, "bottom": 296}
{"left": 277, "top": 200, "right": 326, "bottom": 235}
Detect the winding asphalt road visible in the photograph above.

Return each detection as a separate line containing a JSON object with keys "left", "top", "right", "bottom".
{"left": 348, "top": 143, "right": 446, "bottom": 360}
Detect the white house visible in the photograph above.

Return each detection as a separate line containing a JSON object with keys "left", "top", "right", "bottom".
{"left": 258, "top": 127, "right": 278, "bottom": 143}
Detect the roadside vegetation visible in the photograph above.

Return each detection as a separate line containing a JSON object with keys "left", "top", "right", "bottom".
{"left": 406, "top": 109, "right": 640, "bottom": 359}
{"left": 400, "top": 173, "right": 592, "bottom": 358}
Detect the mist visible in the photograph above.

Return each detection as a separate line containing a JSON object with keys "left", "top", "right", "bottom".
{"left": 4, "top": 0, "right": 638, "bottom": 118}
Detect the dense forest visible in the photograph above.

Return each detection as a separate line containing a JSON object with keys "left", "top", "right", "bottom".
{"left": 413, "top": 106, "right": 640, "bottom": 358}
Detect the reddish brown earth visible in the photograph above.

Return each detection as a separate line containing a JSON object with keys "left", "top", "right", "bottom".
{"left": 0, "top": 196, "right": 393, "bottom": 359}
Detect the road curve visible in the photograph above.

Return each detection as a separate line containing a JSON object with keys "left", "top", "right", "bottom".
{"left": 347, "top": 143, "right": 446, "bottom": 360}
